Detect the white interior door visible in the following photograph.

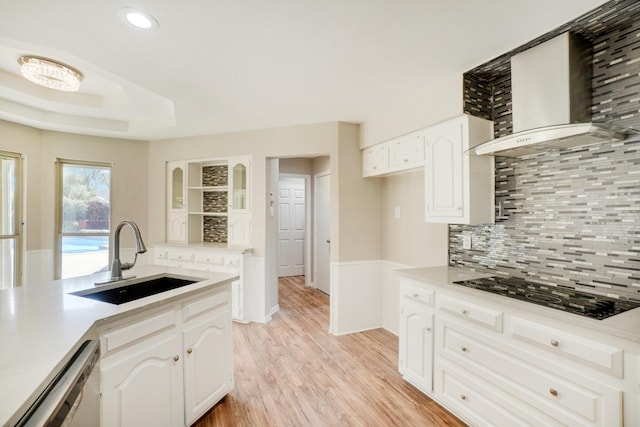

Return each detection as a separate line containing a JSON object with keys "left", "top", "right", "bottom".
{"left": 314, "top": 173, "right": 330, "bottom": 295}
{"left": 278, "top": 177, "right": 306, "bottom": 277}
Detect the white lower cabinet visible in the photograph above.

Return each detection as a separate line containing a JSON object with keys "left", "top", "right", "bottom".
{"left": 398, "top": 276, "right": 637, "bottom": 427}
{"left": 154, "top": 244, "right": 250, "bottom": 323}
{"left": 399, "top": 282, "right": 434, "bottom": 394}
{"left": 100, "top": 286, "right": 233, "bottom": 427}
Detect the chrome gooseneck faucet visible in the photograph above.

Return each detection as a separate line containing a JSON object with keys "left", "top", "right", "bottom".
{"left": 97, "top": 220, "right": 147, "bottom": 285}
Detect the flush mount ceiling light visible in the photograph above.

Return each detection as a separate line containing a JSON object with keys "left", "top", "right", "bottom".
{"left": 118, "top": 7, "right": 159, "bottom": 30}
{"left": 17, "top": 56, "right": 83, "bottom": 92}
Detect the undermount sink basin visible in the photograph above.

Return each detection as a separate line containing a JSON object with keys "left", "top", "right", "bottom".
{"left": 70, "top": 274, "right": 199, "bottom": 305}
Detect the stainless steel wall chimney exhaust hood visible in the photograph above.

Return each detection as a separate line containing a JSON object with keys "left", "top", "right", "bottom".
{"left": 474, "top": 32, "right": 627, "bottom": 157}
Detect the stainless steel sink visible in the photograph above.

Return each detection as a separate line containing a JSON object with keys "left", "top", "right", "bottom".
{"left": 70, "top": 274, "right": 200, "bottom": 305}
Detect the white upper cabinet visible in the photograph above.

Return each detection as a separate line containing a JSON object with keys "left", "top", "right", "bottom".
{"left": 362, "top": 144, "right": 389, "bottom": 177}
{"left": 362, "top": 132, "right": 424, "bottom": 177}
{"left": 424, "top": 114, "right": 494, "bottom": 224}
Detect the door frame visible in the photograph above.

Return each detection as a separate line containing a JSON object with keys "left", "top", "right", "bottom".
{"left": 313, "top": 170, "right": 330, "bottom": 293}
{"left": 278, "top": 173, "right": 312, "bottom": 286}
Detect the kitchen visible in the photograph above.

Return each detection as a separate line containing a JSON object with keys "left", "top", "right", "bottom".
{"left": 1, "top": 0, "right": 639, "bottom": 426}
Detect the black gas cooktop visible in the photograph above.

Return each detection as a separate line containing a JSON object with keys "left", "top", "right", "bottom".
{"left": 452, "top": 276, "right": 640, "bottom": 320}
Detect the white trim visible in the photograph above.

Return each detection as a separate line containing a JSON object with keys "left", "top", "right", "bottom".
{"left": 313, "top": 170, "right": 330, "bottom": 291}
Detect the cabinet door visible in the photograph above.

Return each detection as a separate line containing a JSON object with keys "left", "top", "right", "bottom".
{"left": 167, "top": 161, "right": 186, "bottom": 212}
{"left": 362, "top": 144, "right": 389, "bottom": 177}
{"left": 389, "top": 134, "right": 424, "bottom": 168}
{"left": 399, "top": 297, "right": 434, "bottom": 393}
{"left": 228, "top": 213, "right": 251, "bottom": 246}
{"left": 424, "top": 120, "right": 465, "bottom": 221}
{"left": 183, "top": 309, "right": 234, "bottom": 425}
{"left": 228, "top": 157, "right": 251, "bottom": 214}
{"left": 101, "top": 333, "right": 184, "bottom": 427}
{"left": 168, "top": 212, "right": 187, "bottom": 243}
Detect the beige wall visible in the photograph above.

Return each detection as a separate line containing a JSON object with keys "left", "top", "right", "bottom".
{"left": 279, "top": 158, "right": 313, "bottom": 175}
{"left": 382, "top": 170, "right": 448, "bottom": 267}
{"left": 0, "top": 120, "right": 149, "bottom": 252}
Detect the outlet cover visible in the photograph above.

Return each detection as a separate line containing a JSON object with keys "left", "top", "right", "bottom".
{"left": 462, "top": 235, "right": 472, "bottom": 249}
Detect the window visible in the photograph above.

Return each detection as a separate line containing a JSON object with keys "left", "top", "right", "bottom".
{"left": 0, "top": 151, "right": 22, "bottom": 289}
{"left": 56, "top": 160, "right": 111, "bottom": 279}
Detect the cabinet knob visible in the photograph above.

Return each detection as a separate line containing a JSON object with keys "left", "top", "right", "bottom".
{"left": 187, "top": 348, "right": 193, "bottom": 354}
{"left": 550, "top": 339, "right": 559, "bottom": 347}
{"left": 425, "top": 327, "right": 431, "bottom": 332}
{"left": 460, "top": 394, "right": 467, "bottom": 401}
{"left": 403, "top": 159, "right": 408, "bottom": 163}
{"left": 412, "top": 293, "right": 419, "bottom": 298}
{"left": 173, "top": 355, "right": 180, "bottom": 362}
{"left": 549, "top": 388, "right": 558, "bottom": 397}
{"left": 461, "top": 346, "right": 467, "bottom": 352}
{"left": 461, "top": 309, "right": 468, "bottom": 315}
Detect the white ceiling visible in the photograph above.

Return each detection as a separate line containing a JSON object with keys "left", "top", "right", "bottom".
{"left": 0, "top": 0, "right": 606, "bottom": 141}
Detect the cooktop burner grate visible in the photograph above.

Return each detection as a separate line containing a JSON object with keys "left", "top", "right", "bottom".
{"left": 451, "top": 277, "right": 640, "bottom": 320}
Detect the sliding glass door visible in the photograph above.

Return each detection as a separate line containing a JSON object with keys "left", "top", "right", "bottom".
{"left": 0, "top": 151, "right": 22, "bottom": 289}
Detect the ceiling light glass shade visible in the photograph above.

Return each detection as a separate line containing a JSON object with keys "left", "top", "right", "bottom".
{"left": 18, "top": 56, "right": 83, "bottom": 92}
{"left": 118, "top": 8, "right": 159, "bottom": 30}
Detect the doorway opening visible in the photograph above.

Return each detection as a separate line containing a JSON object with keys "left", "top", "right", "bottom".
{"left": 268, "top": 156, "right": 330, "bottom": 320}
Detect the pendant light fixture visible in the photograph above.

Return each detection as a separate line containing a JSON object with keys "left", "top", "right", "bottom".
{"left": 18, "top": 56, "right": 83, "bottom": 92}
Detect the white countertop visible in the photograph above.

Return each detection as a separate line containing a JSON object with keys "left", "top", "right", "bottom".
{"left": 153, "top": 241, "right": 253, "bottom": 253}
{"left": 0, "top": 265, "right": 237, "bottom": 426}
{"left": 396, "top": 266, "right": 640, "bottom": 344}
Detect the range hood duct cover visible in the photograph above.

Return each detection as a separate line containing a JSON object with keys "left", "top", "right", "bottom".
{"left": 474, "top": 32, "right": 627, "bottom": 157}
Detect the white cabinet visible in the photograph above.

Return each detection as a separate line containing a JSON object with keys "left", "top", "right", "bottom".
{"left": 362, "top": 131, "right": 425, "bottom": 177}
{"left": 166, "top": 156, "right": 252, "bottom": 246}
{"left": 100, "top": 286, "right": 233, "bottom": 427}
{"left": 182, "top": 290, "right": 234, "bottom": 425}
{"left": 362, "top": 144, "right": 389, "bottom": 177}
{"left": 398, "top": 274, "right": 638, "bottom": 426}
{"left": 399, "top": 282, "right": 434, "bottom": 394}
{"left": 154, "top": 245, "right": 250, "bottom": 323}
{"left": 424, "top": 114, "right": 494, "bottom": 224}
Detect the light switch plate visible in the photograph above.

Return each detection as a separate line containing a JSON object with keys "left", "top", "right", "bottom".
{"left": 394, "top": 206, "right": 401, "bottom": 219}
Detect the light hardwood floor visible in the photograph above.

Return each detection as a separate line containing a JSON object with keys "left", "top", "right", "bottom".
{"left": 193, "top": 276, "right": 466, "bottom": 426}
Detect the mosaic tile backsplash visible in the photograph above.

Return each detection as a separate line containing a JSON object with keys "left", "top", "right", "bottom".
{"left": 449, "top": 135, "right": 640, "bottom": 300}
{"left": 454, "top": 0, "right": 640, "bottom": 300}
{"left": 203, "top": 216, "right": 228, "bottom": 243}
{"left": 202, "top": 165, "right": 228, "bottom": 187}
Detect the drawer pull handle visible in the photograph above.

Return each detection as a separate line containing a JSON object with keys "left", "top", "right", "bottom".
{"left": 187, "top": 348, "right": 193, "bottom": 354}
{"left": 461, "top": 309, "right": 468, "bottom": 315}
{"left": 549, "top": 388, "right": 558, "bottom": 397}
{"left": 460, "top": 394, "right": 466, "bottom": 401}
{"left": 412, "top": 293, "right": 419, "bottom": 298}
{"left": 461, "top": 346, "right": 467, "bottom": 352}
{"left": 550, "top": 339, "right": 559, "bottom": 347}
{"left": 173, "top": 355, "right": 180, "bottom": 362}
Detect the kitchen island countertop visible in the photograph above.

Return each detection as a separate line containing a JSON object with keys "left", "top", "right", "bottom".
{"left": 0, "top": 264, "right": 237, "bottom": 426}
{"left": 396, "top": 266, "right": 640, "bottom": 344}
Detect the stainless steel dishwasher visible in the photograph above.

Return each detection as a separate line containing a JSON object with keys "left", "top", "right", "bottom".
{"left": 15, "top": 339, "right": 100, "bottom": 427}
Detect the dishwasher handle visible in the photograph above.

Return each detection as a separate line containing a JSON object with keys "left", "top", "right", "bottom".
{"left": 15, "top": 340, "right": 100, "bottom": 427}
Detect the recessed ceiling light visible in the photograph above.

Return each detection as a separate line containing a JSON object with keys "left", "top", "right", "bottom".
{"left": 18, "top": 56, "right": 83, "bottom": 92}
{"left": 118, "top": 7, "right": 159, "bottom": 30}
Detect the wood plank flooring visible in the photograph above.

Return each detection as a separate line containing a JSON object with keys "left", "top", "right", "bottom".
{"left": 193, "top": 276, "right": 466, "bottom": 426}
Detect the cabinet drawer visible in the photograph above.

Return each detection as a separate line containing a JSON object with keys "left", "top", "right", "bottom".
{"left": 224, "top": 255, "right": 241, "bottom": 267}
{"left": 509, "top": 317, "right": 624, "bottom": 378}
{"left": 439, "top": 364, "right": 535, "bottom": 427}
{"left": 168, "top": 250, "right": 195, "bottom": 262}
{"left": 102, "top": 309, "right": 177, "bottom": 353}
{"left": 442, "top": 325, "right": 621, "bottom": 426}
{"left": 439, "top": 294, "right": 503, "bottom": 332}
{"left": 183, "top": 290, "right": 229, "bottom": 323}
{"left": 401, "top": 284, "right": 434, "bottom": 307}
{"left": 195, "top": 253, "right": 225, "bottom": 266}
